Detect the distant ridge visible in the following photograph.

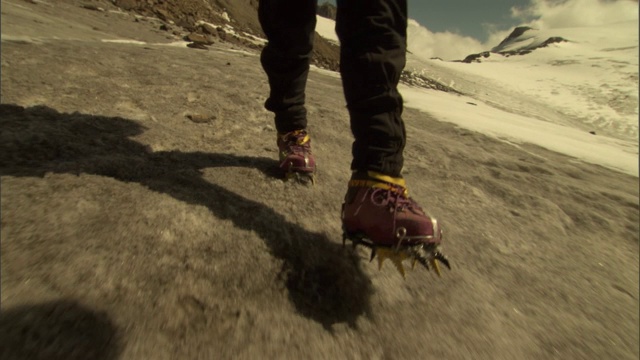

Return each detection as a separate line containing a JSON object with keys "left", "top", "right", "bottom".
{"left": 460, "top": 26, "right": 567, "bottom": 63}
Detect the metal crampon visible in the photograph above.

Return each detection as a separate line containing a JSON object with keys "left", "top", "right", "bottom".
{"left": 284, "top": 170, "right": 315, "bottom": 185}
{"left": 342, "top": 232, "right": 451, "bottom": 278}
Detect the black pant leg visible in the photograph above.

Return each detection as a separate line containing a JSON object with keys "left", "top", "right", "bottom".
{"left": 259, "top": 0, "right": 317, "bottom": 133}
{"left": 336, "top": 0, "right": 408, "bottom": 177}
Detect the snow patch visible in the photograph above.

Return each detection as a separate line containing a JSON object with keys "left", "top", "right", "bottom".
{"left": 401, "top": 87, "right": 638, "bottom": 177}
{"left": 316, "top": 15, "right": 339, "bottom": 44}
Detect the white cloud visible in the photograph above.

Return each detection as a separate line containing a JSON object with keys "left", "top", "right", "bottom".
{"left": 511, "top": 0, "right": 639, "bottom": 29}
{"left": 400, "top": 0, "right": 639, "bottom": 61}
{"left": 407, "top": 19, "right": 487, "bottom": 61}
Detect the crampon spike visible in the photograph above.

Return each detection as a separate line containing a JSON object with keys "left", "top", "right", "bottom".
{"left": 342, "top": 233, "right": 451, "bottom": 278}
{"left": 430, "top": 258, "right": 441, "bottom": 277}
{"left": 285, "top": 171, "right": 315, "bottom": 186}
{"left": 375, "top": 248, "right": 409, "bottom": 278}
{"left": 391, "top": 255, "right": 406, "bottom": 278}
{"left": 376, "top": 249, "right": 388, "bottom": 270}
{"left": 369, "top": 247, "right": 377, "bottom": 262}
{"left": 435, "top": 252, "right": 451, "bottom": 270}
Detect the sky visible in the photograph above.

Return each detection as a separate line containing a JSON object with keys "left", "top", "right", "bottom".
{"left": 321, "top": 0, "right": 531, "bottom": 41}
{"left": 408, "top": 0, "right": 531, "bottom": 42}
{"left": 322, "top": 0, "right": 639, "bottom": 59}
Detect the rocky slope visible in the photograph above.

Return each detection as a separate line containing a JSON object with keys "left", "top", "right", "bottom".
{"left": 110, "top": 0, "right": 341, "bottom": 70}
{"left": 1, "top": 1, "right": 638, "bottom": 359}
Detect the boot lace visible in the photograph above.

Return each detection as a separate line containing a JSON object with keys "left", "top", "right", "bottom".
{"left": 367, "top": 185, "right": 426, "bottom": 245}
{"left": 370, "top": 185, "right": 421, "bottom": 213}
{"left": 281, "top": 130, "right": 311, "bottom": 156}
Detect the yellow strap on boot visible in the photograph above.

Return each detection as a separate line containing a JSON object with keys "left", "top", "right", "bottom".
{"left": 348, "top": 171, "right": 409, "bottom": 196}
{"left": 278, "top": 130, "right": 309, "bottom": 145}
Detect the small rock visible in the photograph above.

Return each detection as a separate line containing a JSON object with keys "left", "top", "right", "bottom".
{"left": 589, "top": 131, "right": 597, "bottom": 135}
{"left": 154, "top": 8, "right": 171, "bottom": 22}
{"left": 200, "top": 23, "right": 217, "bottom": 35}
{"left": 216, "top": 27, "right": 227, "bottom": 40}
{"left": 187, "top": 42, "right": 208, "bottom": 50}
{"left": 82, "top": 4, "right": 105, "bottom": 11}
{"left": 185, "top": 32, "right": 214, "bottom": 45}
{"left": 186, "top": 113, "right": 215, "bottom": 123}
{"left": 187, "top": 93, "right": 198, "bottom": 103}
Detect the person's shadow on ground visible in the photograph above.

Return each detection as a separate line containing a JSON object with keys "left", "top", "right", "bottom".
{"left": 0, "top": 104, "right": 373, "bottom": 331}
{"left": 0, "top": 300, "right": 123, "bottom": 360}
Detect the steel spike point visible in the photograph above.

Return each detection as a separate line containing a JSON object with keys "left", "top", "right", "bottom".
{"left": 435, "top": 252, "right": 451, "bottom": 270}
{"left": 377, "top": 248, "right": 401, "bottom": 270}
{"left": 304, "top": 174, "right": 314, "bottom": 185}
{"left": 369, "top": 247, "right": 377, "bottom": 262}
{"left": 377, "top": 250, "right": 389, "bottom": 270}
{"left": 430, "top": 258, "right": 442, "bottom": 277}
{"left": 390, "top": 254, "right": 406, "bottom": 278}
{"left": 416, "top": 256, "right": 430, "bottom": 271}
{"left": 376, "top": 248, "right": 411, "bottom": 278}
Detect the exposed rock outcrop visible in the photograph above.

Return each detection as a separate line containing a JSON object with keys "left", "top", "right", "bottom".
{"left": 459, "top": 26, "right": 568, "bottom": 63}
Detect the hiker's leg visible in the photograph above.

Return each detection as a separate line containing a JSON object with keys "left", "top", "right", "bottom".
{"left": 259, "top": 0, "right": 317, "bottom": 133}
{"left": 336, "top": 0, "right": 407, "bottom": 177}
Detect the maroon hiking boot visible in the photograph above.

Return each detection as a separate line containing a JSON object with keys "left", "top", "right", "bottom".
{"left": 341, "top": 171, "right": 441, "bottom": 248}
{"left": 342, "top": 171, "right": 450, "bottom": 276}
{"left": 277, "top": 129, "right": 316, "bottom": 183}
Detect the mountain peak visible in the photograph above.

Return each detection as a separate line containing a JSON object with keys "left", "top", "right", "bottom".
{"left": 495, "top": 26, "right": 534, "bottom": 49}
{"left": 491, "top": 26, "right": 567, "bottom": 55}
